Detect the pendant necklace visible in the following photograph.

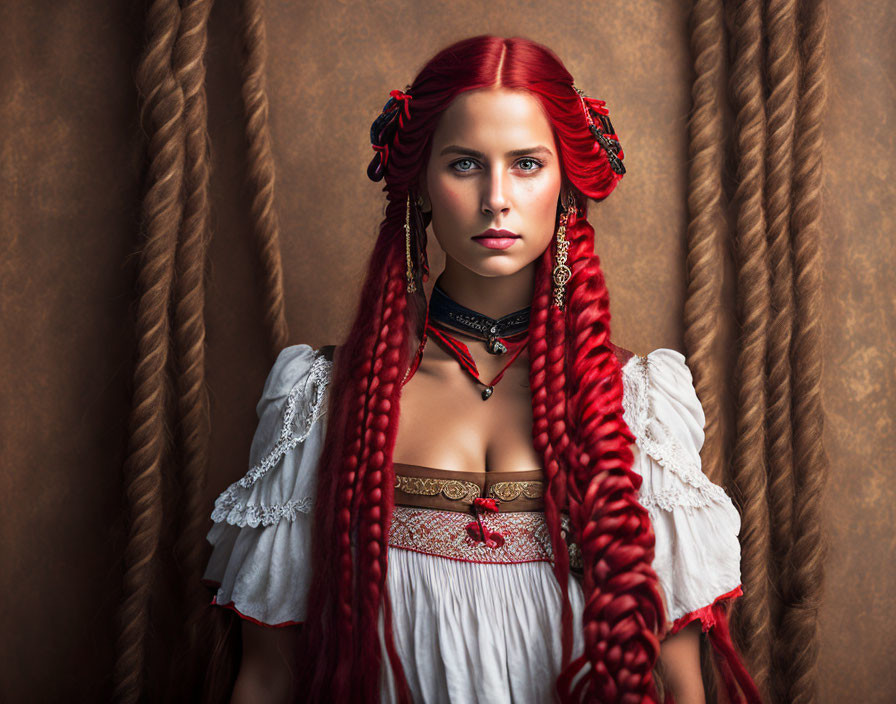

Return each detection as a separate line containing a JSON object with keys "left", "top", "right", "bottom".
{"left": 421, "top": 282, "right": 531, "bottom": 400}
{"left": 428, "top": 281, "right": 530, "bottom": 354}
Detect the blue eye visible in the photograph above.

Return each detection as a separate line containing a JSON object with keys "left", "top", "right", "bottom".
{"left": 451, "top": 158, "right": 477, "bottom": 173}
{"left": 517, "top": 158, "right": 542, "bottom": 172}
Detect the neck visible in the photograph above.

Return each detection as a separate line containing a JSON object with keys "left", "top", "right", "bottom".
{"left": 436, "top": 258, "right": 535, "bottom": 319}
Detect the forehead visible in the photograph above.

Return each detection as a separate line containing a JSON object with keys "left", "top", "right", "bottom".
{"left": 431, "top": 88, "right": 556, "bottom": 152}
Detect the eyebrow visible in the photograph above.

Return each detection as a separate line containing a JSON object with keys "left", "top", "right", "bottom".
{"left": 438, "top": 144, "right": 554, "bottom": 158}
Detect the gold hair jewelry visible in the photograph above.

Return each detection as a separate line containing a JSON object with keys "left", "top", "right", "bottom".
{"left": 405, "top": 193, "right": 417, "bottom": 293}
{"left": 552, "top": 192, "right": 575, "bottom": 309}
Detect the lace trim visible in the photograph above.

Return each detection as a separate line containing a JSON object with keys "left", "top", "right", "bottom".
{"left": 225, "top": 498, "right": 315, "bottom": 528}
{"left": 621, "top": 354, "right": 729, "bottom": 510}
{"left": 211, "top": 351, "right": 332, "bottom": 528}
{"left": 639, "top": 486, "right": 724, "bottom": 513}
{"left": 388, "top": 506, "right": 582, "bottom": 568}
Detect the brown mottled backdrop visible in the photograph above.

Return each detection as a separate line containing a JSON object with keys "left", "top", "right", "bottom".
{"left": 0, "top": 1, "right": 892, "bottom": 701}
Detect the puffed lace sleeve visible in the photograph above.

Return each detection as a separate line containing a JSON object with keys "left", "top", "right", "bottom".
{"left": 202, "top": 343, "right": 332, "bottom": 626}
{"left": 621, "top": 348, "right": 743, "bottom": 635}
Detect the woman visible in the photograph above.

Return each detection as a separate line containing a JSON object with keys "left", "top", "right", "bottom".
{"left": 203, "top": 35, "right": 761, "bottom": 703}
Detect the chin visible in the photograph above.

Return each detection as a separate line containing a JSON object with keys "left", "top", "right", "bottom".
{"left": 464, "top": 257, "right": 537, "bottom": 279}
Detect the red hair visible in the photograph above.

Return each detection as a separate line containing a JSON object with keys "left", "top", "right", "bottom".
{"left": 299, "top": 35, "right": 665, "bottom": 703}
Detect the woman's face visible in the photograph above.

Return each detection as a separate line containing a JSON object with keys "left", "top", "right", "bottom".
{"left": 423, "top": 88, "right": 563, "bottom": 280}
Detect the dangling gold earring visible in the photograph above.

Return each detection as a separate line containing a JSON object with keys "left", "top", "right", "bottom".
{"left": 405, "top": 193, "right": 417, "bottom": 293}
{"left": 552, "top": 192, "right": 574, "bottom": 309}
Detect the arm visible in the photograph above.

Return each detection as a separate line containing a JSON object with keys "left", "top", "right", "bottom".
{"left": 621, "top": 350, "right": 746, "bottom": 702}
{"left": 230, "top": 622, "right": 304, "bottom": 704}
{"left": 658, "top": 620, "right": 705, "bottom": 704}
{"left": 203, "top": 345, "right": 330, "bottom": 702}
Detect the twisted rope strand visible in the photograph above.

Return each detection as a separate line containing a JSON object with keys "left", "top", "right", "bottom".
{"left": 762, "top": 2, "right": 799, "bottom": 700}
{"left": 169, "top": 1, "right": 215, "bottom": 697}
{"left": 684, "top": 0, "right": 728, "bottom": 486}
{"left": 114, "top": 1, "right": 185, "bottom": 701}
{"left": 239, "top": 0, "right": 289, "bottom": 356}
{"left": 779, "top": 2, "right": 829, "bottom": 702}
{"left": 727, "top": 0, "right": 773, "bottom": 694}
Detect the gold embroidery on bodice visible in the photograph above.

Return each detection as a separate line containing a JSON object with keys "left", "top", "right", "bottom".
{"left": 393, "top": 475, "right": 482, "bottom": 502}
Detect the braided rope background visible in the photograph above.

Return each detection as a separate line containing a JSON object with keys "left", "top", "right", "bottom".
{"left": 683, "top": 0, "right": 829, "bottom": 701}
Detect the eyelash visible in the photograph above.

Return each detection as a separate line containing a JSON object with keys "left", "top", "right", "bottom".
{"left": 450, "top": 157, "right": 544, "bottom": 174}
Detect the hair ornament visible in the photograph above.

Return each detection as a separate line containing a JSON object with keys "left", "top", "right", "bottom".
{"left": 573, "top": 86, "right": 626, "bottom": 175}
{"left": 367, "top": 86, "right": 414, "bottom": 182}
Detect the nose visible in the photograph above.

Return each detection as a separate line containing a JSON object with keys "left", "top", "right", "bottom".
{"left": 481, "top": 168, "right": 510, "bottom": 219}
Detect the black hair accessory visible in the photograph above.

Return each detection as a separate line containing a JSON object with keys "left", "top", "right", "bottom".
{"left": 367, "top": 87, "right": 413, "bottom": 182}
{"left": 574, "top": 87, "right": 626, "bottom": 175}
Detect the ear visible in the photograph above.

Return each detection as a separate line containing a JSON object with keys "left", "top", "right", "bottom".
{"left": 560, "top": 183, "right": 578, "bottom": 210}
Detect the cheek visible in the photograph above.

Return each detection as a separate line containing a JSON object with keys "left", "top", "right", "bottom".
{"left": 432, "top": 179, "right": 475, "bottom": 222}
{"left": 523, "top": 180, "right": 561, "bottom": 228}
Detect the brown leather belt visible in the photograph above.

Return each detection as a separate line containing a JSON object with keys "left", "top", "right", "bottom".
{"left": 392, "top": 462, "right": 546, "bottom": 513}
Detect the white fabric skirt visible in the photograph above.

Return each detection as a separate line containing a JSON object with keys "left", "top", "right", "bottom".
{"left": 375, "top": 507, "right": 588, "bottom": 704}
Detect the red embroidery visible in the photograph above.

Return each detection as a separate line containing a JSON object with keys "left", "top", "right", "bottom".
{"left": 389, "top": 506, "right": 580, "bottom": 567}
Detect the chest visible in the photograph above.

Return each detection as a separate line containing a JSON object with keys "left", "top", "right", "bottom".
{"left": 392, "top": 345, "right": 540, "bottom": 474}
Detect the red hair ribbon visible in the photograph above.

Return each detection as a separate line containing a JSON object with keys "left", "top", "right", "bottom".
{"left": 389, "top": 88, "right": 413, "bottom": 126}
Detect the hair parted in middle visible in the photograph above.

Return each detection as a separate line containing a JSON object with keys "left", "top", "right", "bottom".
{"left": 298, "top": 34, "right": 666, "bottom": 704}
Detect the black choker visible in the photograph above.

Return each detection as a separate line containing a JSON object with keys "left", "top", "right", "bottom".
{"left": 428, "top": 282, "right": 530, "bottom": 355}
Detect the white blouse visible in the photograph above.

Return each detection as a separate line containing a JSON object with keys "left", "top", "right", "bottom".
{"left": 203, "top": 344, "right": 743, "bottom": 703}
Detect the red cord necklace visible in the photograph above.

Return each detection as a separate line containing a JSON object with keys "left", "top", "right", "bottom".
{"left": 401, "top": 284, "right": 530, "bottom": 400}
{"left": 425, "top": 322, "right": 528, "bottom": 400}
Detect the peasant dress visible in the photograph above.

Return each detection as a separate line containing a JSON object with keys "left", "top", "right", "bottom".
{"left": 202, "top": 344, "right": 745, "bottom": 703}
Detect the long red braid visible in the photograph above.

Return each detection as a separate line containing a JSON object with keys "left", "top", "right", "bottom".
{"left": 299, "top": 35, "right": 666, "bottom": 703}
{"left": 555, "top": 212, "right": 665, "bottom": 700}
{"left": 300, "top": 197, "right": 414, "bottom": 703}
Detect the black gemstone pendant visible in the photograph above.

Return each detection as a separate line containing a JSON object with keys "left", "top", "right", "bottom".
{"left": 487, "top": 336, "right": 507, "bottom": 355}
{"left": 481, "top": 386, "right": 494, "bottom": 400}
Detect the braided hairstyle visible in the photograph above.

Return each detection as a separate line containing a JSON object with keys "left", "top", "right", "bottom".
{"left": 298, "top": 35, "right": 666, "bottom": 703}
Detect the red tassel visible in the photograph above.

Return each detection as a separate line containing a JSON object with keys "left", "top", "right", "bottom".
{"left": 473, "top": 497, "right": 500, "bottom": 512}
{"left": 465, "top": 521, "right": 483, "bottom": 542}
{"left": 706, "top": 602, "right": 763, "bottom": 704}
{"left": 484, "top": 531, "right": 504, "bottom": 548}
{"left": 464, "top": 520, "right": 505, "bottom": 548}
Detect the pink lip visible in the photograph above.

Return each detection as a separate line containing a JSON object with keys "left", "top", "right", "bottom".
{"left": 472, "top": 228, "right": 520, "bottom": 250}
